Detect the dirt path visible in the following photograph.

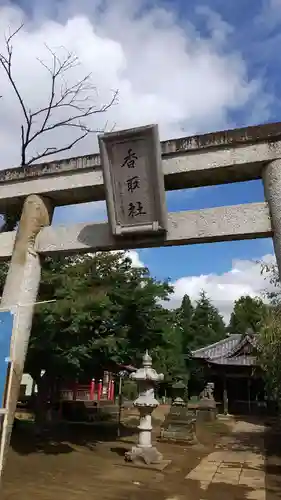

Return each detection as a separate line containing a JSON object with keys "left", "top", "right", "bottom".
{"left": 2, "top": 417, "right": 281, "bottom": 499}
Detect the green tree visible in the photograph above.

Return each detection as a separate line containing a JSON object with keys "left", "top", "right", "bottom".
{"left": 153, "top": 319, "right": 187, "bottom": 383}
{"left": 189, "top": 290, "right": 225, "bottom": 349}
{"left": 176, "top": 294, "right": 193, "bottom": 349}
{"left": 174, "top": 294, "right": 194, "bottom": 371}
{"left": 260, "top": 260, "right": 281, "bottom": 305}
{"left": 259, "top": 308, "right": 281, "bottom": 405}
{"left": 258, "top": 261, "right": 281, "bottom": 404}
{"left": 177, "top": 295, "right": 193, "bottom": 329}
{"left": 0, "top": 252, "right": 181, "bottom": 423}
{"left": 27, "top": 252, "right": 173, "bottom": 378}
{"left": 228, "top": 295, "right": 267, "bottom": 335}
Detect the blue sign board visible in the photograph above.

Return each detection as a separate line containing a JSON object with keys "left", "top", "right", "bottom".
{"left": 0, "top": 311, "right": 13, "bottom": 409}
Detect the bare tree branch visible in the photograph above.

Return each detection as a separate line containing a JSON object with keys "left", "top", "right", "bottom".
{"left": 0, "top": 25, "right": 29, "bottom": 125}
{"left": 28, "top": 89, "right": 118, "bottom": 144}
{"left": 27, "top": 132, "right": 89, "bottom": 164}
{"left": 0, "top": 24, "right": 119, "bottom": 168}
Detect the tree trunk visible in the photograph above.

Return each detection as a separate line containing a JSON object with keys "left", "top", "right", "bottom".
{"left": 33, "top": 372, "right": 53, "bottom": 436}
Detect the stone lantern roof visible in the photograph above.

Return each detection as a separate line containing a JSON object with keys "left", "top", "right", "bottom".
{"left": 131, "top": 351, "right": 164, "bottom": 382}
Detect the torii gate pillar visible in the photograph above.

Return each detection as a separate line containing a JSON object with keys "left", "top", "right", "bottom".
{"left": 263, "top": 160, "right": 281, "bottom": 277}
{"left": 0, "top": 194, "right": 53, "bottom": 475}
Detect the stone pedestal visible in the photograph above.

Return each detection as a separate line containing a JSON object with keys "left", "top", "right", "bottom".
{"left": 125, "top": 352, "right": 164, "bottom": 466}
{"left": 159, "top": 404, "right": 197, "bottom": 444}
{"left": 125, "top": 444, "right": 163, "bottom": 465}
{"left": 125, "top": 405, "right": 163, "bottom": 464}
{"left": 197, "top": 382, "right": 217, "bottom": 422}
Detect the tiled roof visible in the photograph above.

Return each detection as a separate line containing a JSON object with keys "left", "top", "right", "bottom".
{"left": 192, "top": 334, "right": 242, "bottom": 360}
{"left": 192, "top": 333, "right": 258, "bottom": 367}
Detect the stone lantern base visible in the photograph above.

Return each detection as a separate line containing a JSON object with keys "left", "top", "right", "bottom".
{"left": 124, "top": 352, "right": 166, "bottom": 468}
{"left": 125, "top": 445, "right": 163, "bottom": 465}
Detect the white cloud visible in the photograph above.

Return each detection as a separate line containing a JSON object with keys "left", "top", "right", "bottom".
{"left": 120, "top": 248, "right": 278, "bottom": 323}
{"left": 168, "top": 253, "right": 278, "bottom": 323}
{"left": 108, "top": 249, "right": 144, "bottom": 268}
{"left": 125, "top": 250, "right": 144, "bottom": 268}
{"left": 0, "top": 0, "right": 269, "bottom": 171}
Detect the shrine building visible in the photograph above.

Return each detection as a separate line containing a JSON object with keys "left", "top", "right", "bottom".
{"left": 192, "top": 330, "right": 278, "bottom": 416}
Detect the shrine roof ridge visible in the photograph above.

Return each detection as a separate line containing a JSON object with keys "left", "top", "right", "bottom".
{"left": 192, "top": 331, "right": 259, "bottom": 367}
{"left": 192, "top": 334, "right": 242, "bottom": 360}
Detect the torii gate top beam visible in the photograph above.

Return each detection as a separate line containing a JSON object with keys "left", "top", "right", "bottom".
{"left": 1, "top": 121, "right": 281, "bottom": 212}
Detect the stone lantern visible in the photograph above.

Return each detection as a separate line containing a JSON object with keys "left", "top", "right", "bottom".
{"left": 172, "top": 379, "right": 187, "bottom": 406}
{"left": 125, "top": 351, "right": 164, "bottom": 465}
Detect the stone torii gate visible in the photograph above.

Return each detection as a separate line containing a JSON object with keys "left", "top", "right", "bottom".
{"left": 0, "top": 121, "right": 281, "bottom": 473}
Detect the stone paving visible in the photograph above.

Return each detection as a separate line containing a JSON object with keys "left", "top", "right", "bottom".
{"left": 185, "top": 420, "right": 268, "bottom": 500}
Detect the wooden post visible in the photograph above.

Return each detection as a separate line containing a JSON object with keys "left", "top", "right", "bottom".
{"left": 90, "top": 379, "right": 95, "bottom": 401}
{"left": 117, "top": 375, "right": 123, "bottom": 438}
{"left": 73, "top": 380, "right": 78, "bottom": 401}
{"left": 0, "top": 194, "right": 53, "bottom": 477}
{"left": 107, "top": 376, "right": 111, "bottom": 400}
{"left": 97, "top": 379, "right": 102, "bottom": 401}
{"left": 102, "top": 370, "right": 109, "bottom": 398}
{"left": 223, "top": 376, "right": 228, "bottom": 415}
{"left": 247, "top": 378, "right": 251, "bottom": 415}
{"left": 110, "top": 380, "right": 115, "bottom": 402}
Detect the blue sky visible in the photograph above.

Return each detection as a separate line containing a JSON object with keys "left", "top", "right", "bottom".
{"left": 0, "top": 0, "right": 279, "bottom": 320}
